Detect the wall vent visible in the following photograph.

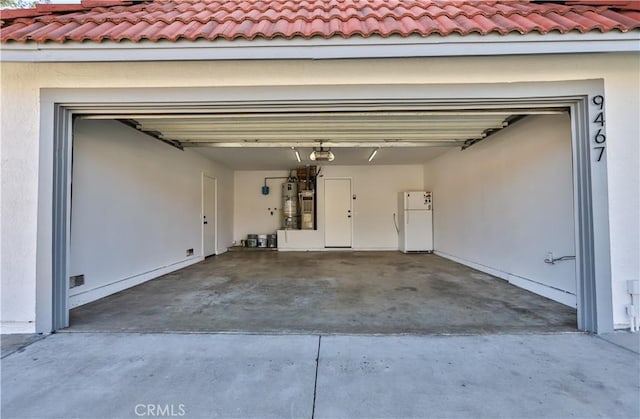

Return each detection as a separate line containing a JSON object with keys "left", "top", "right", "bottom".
{"left": 69, "top": 274, "right": 85, "bottom": 288}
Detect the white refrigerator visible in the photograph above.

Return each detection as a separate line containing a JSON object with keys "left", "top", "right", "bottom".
{"left": 398, "top": 191, "right": 433, "bottom": 253}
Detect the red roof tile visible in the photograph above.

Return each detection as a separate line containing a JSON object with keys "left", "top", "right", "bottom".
{"left": 1, "top": 0, "right": 639, "bottom": 43}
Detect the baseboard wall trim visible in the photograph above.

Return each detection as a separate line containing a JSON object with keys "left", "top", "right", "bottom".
{"left": 614, "top": 323, "right": 633, "bottom": 330}
{"left": 69, "top": 256, "right": 204, "bottom": 308}
{"left": 0, "top": 321, "right": 36, "bottom": 334}
{"left": 434, "top": 251, "right": 577, "bottom": 308}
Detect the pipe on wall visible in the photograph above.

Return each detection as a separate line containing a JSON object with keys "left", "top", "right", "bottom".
{"left": 627, "top": 280, "right": 640, "bottom": 332}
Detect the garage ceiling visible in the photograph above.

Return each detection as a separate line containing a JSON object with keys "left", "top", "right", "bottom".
{"left": 194, "top": 146, "right": 453, "bottom": 170}
{"left": 84, "top": 108, "right": 564, "bottom": 169}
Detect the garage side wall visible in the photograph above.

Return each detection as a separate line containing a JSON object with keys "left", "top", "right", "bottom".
{"left": 425, "top": 114, "right": 576, "bottom": 306}
{"left": 69, "top": 120, "right": 233, "bottom": 307}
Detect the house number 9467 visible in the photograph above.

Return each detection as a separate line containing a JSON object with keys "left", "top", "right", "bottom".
{"left": 592, "top": 95, "right": 606, "bottom": 162}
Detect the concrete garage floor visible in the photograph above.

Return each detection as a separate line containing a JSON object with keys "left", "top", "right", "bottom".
{"left": 69, "top": 252, "right": 576, "bottom": 334}
{"left": 2, "top": 333, "right": 639, "bottom": 419}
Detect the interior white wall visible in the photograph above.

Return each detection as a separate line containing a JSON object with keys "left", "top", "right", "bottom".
{"left": 425, "top": 114, "right": 576, "bottom": 306}
{"left": 233, "top": 170, "right": 289, "bottom": 244}
{"left": 1, "top": 53, "right": 637, "bottom": 331}
{"left": 321, "top": 165, "right": 424, "bottom": 250}
{"left": 234, "top": 165, "right": 424, "bottom": 250}
{"left": 68, "top": 120, "right": 233, "bottom": 307}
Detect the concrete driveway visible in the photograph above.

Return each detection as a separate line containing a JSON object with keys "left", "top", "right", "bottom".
{"left": 1, "top": 332, "right": 638, "bottom": 419}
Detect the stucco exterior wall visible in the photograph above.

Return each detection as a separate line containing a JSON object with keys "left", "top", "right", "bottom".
{"left": 1, "top": 53, "right": 638, "bottom": 332}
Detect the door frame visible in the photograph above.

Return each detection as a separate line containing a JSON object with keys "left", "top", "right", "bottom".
{"left": 324, "top": 177, "right": 353, "bottom": 248}
{"left": 40, "top": 80, "right": 612, "bottom": 333}
{"left": 201, "top": 173, "right": 218, "bottom": 257}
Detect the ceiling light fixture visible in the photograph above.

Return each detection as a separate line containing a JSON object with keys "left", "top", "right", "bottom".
{"left": 292, "top": 147, "right": 301, "bottom": 163}
{"left": 368, "top": 148, "right": 379, "bottom": 162}
{"left": 310, "top": 144, "right": 335, "bottom": 162}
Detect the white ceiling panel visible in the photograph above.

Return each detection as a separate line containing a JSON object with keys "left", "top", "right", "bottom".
{"left": 193, "top": 146, "right": 452, "bottom": 170}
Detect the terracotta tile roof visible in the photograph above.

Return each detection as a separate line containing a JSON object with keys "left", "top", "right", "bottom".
{"left": 1, "top": 0, "right": 639, "bottom": 43}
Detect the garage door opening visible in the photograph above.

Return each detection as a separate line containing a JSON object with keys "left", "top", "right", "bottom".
{"left": 66, "top": 109, "right": 578, "bottom": 334}
{"left": 40, "top": 81, "right": 612, "bottom": 334}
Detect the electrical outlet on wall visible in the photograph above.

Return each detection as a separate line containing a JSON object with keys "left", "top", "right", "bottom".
{"left": 186, "top": 248, "right": 194, "bottom": 256}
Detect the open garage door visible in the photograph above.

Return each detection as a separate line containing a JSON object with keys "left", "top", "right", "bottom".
{"left": 41, "top": 81, "right": 612, "bottom": 334}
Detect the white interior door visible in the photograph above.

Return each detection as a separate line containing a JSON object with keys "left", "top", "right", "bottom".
{"left": 325, "top": 178, "right": 352, "bottom": 248}
{"left": 203, "top": 175, "right": 216, "bottom": 257}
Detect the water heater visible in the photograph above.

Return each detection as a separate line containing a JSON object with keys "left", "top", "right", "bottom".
{"left": 282, "top": 182, "right": 298, "bottom": 229}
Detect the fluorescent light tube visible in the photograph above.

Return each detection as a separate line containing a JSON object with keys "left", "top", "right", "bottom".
{"left": 368, "top": 148, "right": 379, "bottom": 162}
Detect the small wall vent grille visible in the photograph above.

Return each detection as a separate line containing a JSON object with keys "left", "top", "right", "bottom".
{"left": 69, "top": 274, "right": 85, "bottom": 288}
